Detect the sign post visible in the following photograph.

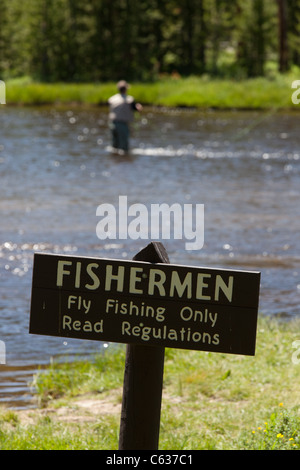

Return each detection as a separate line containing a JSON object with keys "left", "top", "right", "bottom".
{"left": 29, "top": 242, "right": 261, "bottom": 449}
{"left": 119, "top": 242, "right": 169, "bottom": 450}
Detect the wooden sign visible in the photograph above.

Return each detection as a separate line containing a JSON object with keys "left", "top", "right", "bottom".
{"left": 29, "top": 252, "right": 260, "bottom": 356}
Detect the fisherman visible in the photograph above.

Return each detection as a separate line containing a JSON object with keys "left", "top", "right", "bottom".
{"left": 108, "top": 80, "right": 142, "bottom": 153}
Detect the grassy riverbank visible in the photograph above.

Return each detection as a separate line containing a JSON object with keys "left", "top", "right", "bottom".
{"left": 0, "top": 316, "right": 299, "bottom": 450}
{"left": 4, "top": 72, "right": 300, "bottom": 109}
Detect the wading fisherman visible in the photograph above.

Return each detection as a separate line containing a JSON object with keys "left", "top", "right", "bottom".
{"left": 108, "top": 80, "right": 142, "bottom": 153}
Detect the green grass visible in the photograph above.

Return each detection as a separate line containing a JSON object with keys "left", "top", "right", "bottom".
{"left": 0, "top": 411, "right": 119, "bottom": 450}
{"left": 4, "top": 72, "right": 300, "bottom": 109}
{"left": 32, "top": 349, "right": 126, "bottom": 407}
{"left": 0, "top": 316, "right": 300, "bottom": 450}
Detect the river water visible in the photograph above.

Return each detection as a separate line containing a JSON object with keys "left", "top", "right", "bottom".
{"left": 0, "top": 105, "right": 299, "bottom": 408}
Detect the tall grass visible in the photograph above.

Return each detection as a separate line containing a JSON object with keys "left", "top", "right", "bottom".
{"left": 5, "top": 73, "right": 300, "bottom": 109}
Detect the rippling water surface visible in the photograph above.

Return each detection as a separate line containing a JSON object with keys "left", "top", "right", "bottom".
{"left": 0, "top": 106, "right": 299, "bottom": 407}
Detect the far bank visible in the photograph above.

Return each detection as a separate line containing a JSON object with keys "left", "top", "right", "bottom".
{"left": 3, "top": 74, "right": 300, "bottom": 110}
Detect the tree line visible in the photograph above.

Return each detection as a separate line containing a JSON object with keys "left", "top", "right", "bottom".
{"left": 0, "top": 0, "right": 299, "bottom": 82}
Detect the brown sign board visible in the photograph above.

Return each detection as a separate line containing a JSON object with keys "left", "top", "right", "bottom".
{"left": 29, "top": 253, "right": 260, "bottom": 356}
